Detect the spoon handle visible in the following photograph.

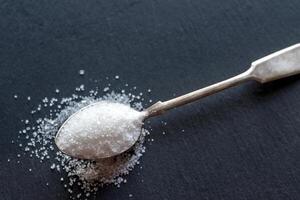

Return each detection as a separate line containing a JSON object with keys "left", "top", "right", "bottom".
{"left": 146, "top": 69, "right": 252, "bottom": 117}
{"left": 146, "top": 43, "right": 300, "bottom": 118}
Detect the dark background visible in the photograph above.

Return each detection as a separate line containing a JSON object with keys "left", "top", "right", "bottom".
{"left": 0, "top": 0, "right": 299, "bottom": 199}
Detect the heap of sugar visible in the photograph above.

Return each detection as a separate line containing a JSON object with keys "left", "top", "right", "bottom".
{"left": 56, "top": 101, "right": 146, "bottom": 159}
{"left": 14, "top": 84, "right": 150, "bottom": 199}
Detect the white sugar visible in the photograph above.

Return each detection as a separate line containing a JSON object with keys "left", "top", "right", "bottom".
{"left": 50, "top": 163, "right": 56, "bottom": 170}
{"left": 75, "top": 84, "right": 85, "bottom": 91}
{"left": 56, "top": 101, "right": 146, "bottom": 159}
{"left": 103, "top": 87, "right": 110, "bottom": 92}
{"left": 78, "top": 69, "right": 85, "bottom": 75}
{"left": 16, "top": 85, "right": 151, "bottom": 199}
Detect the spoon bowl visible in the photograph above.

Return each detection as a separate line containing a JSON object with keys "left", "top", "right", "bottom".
{"left": 55, "top": 101, "right": 146, "bottom": 160}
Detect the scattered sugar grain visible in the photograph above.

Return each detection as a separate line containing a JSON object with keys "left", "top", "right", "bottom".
{"left": 50, "top": 163, "right": 56, "bottom": 170}
{"left": 75, "top": 85, "right": 85, "bottom": 92}
{"left": 103, "top": 87, "right": 110, "bottom": 92}
{"left": 79, "top": 70, "right": 85, "bottom": 76}
{"left": 14, "top": 94, "right": 18, "bottom": 99}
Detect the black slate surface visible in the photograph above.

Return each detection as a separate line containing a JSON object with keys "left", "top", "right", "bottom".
{"left": 0, "top": 0, "right": 300, "bottom": 200}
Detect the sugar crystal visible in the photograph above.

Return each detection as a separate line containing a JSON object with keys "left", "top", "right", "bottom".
{"left": 79, "top": 70, "right": 85, "bottom": 75}
{"left": 103, "top": 87, "right": 110, "bottom": 92}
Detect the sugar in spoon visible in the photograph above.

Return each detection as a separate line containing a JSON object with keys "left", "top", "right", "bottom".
{"left": 55, "top": 43, "right": 300, "bottom": 160}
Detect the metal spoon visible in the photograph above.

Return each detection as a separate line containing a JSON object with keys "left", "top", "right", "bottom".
{"left": 55, "top": 43, "right": 300, "bottom": 160}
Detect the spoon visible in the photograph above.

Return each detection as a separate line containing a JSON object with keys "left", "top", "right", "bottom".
{"left": 55, "top": 43, "right": 300, "bottom": 160}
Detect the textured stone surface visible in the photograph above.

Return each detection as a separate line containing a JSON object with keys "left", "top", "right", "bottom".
{"left": 0, "top": 0, "right": 299, "bottom": 200}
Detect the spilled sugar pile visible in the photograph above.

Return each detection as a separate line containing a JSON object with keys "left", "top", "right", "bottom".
{"left": 15, "top": 81, "right": 151, "bottom": 199}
